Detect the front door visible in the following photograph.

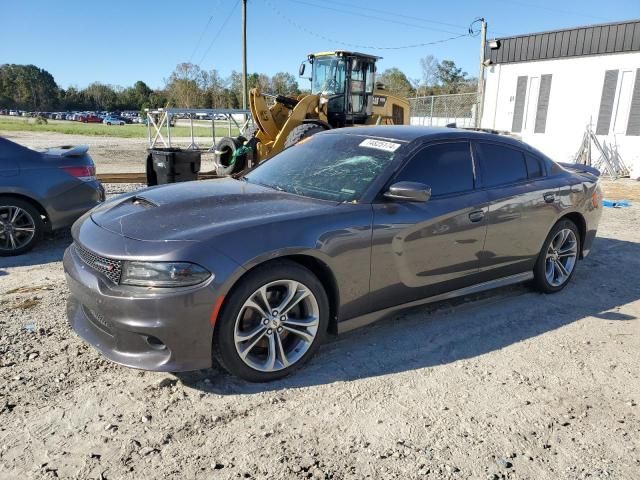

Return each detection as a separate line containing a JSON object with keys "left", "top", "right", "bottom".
{"left": 369, "top": 141, "right": 489, "bottom": 312}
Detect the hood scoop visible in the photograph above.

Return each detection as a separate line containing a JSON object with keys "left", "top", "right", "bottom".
{"left": 130, "top": 196, "right": 158, "bottom": 209}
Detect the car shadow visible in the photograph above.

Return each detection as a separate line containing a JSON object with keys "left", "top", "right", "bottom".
{"left": 0, "top": 229, "right": 72, "bottom": 270}
{"left": 176, "top": 235, "right": 639, "bottom": 394}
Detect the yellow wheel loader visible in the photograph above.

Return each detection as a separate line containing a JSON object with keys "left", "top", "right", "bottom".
{"left": 216, "top": 51, "right": 410, "bottom": 175}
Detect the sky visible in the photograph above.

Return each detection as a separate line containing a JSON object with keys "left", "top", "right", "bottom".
{"left": 1, "top": 0, "right": 639, "bottom": 90}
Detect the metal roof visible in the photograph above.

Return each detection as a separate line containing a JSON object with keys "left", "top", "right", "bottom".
{"left": 486, "top": 19, "right": 640, "bottom": 65}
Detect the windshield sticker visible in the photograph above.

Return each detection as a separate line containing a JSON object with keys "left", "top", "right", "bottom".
{"left": 359, "top": 138, "right": 401, "bottom": 152}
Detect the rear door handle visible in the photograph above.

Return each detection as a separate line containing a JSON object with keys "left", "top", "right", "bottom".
{"left": 544, "top": 192, "right": 555, "bottom": 203}
{"left": 468, "top": 210, "right": 485, "bottom": 222}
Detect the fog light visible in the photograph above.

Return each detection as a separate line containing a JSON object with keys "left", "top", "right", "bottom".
{"left": 145, "top": 335, "right": 167, "bottom": 351}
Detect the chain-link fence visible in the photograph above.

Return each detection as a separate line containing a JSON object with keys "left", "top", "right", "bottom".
{"left": 409, "top": 93, "right": 477, "bottom": 128}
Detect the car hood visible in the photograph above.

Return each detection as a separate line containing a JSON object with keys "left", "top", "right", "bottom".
{"left": 90, "top": 178, "right": 332, "bottom": 241}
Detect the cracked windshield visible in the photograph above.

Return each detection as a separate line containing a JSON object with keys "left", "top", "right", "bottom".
{"left": 244, "top": 134, "right": 401, "bottom": 202}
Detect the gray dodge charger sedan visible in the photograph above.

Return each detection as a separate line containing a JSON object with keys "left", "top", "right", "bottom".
{"left": 64, "top": 127, "right": 602, "bottom": 381}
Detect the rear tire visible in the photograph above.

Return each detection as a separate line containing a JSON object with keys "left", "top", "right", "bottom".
{"left": 0, "top": 198, "right": 44, "bottom": 256}
{"left": 213, "top": 261, "right": 329, "bottom": 382}
{"left": 533, "top": 219, "right": 580, "bottom": 293}
{"left": 284, "top": 123, "right": 326, "bottom": 149}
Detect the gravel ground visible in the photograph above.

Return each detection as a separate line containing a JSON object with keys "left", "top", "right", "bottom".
{"left": 1, "top": 133, "right": 639, "bottom": 480}
{"left": 0, "top": 130, "right": 219, "bottom": 174}
{"left": 0, "top": 184, "right": 639, "bottom": 480}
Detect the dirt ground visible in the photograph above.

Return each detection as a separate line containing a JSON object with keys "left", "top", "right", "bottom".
{"left": 0, "top": 133, "right": 639, "bottom": 480}
{"left": 1, "top": 130, "right": 219, "bottom": 174}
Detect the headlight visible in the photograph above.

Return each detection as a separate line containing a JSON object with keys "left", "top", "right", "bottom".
{"left": 120, "top": 261, "right": 211, "bottom": 287}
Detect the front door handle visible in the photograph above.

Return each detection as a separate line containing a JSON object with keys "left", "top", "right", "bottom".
{"left": 468, "top": 210, "right": 485, "bottom": 222}
{"left": 544, "top": 192, "right": 556, "bottom": 203}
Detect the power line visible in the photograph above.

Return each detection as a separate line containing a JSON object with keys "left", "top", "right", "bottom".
{"left": 285, "top": 0, "right": 468, "bottom": 36}
{"left": 188, "top": 15, "right": 214, "bottom": 63}
{"left": 263, "top": 0, "right": 477, "bottom": 50}
{"left": 495, "top": 0, "right": 609, "bottom": 22}
{"left": 314, "top": 0, "right": 469, "bottom": 31}
{"left": 296, "top": 0, "right": 512, "bottom": 37}
{"left": 197, "top": 0, "right": 241, "bottom": 66}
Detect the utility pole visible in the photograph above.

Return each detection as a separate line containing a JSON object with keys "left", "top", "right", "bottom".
{"left": 476, "top": 18, "right": 487, "bottom": 128}
{"left": 241, "top": 0, "right": 248, "bottom": 111}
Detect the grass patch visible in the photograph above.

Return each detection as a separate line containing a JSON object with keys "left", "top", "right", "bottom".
{"left": 0, "top": 117, "right": 239, "bottom": 138}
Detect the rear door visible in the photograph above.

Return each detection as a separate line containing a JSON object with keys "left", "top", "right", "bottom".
{"left": 369, "top": 141, "right": 490, "bottom": 312}
{"left": 473, "top": 141, "right": 559, "bottom": 278}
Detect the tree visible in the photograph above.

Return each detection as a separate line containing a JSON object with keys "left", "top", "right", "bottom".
{"left": 0, "top": 64, "right": 59, "bottom": 110}
{"left": 271, "top": 72, "right": 299, "bottom": 96}
{"left": 83, "top": 82, "right": 118, "bottom": 110}
{"left": 165, "top": 63, "right": 206, "bottom": 108}
{"left": 377, "top": 68, "right": 415, "bottom": 98}
{"left": 204, "top": 69, "right": 227, "bottom": 108}
{"left": 435, "top": 60, "right": 468, "bottom": 93}
{"left": 419, "top": 54, "right": 438, "bottom": 95}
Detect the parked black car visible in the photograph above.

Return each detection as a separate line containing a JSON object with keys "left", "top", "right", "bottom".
{"left": 0, "top": 137, "right": 104, "bottom": 255}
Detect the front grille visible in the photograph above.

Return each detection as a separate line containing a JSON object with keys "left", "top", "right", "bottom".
{"left": 83, "top": 306, "right": 114, "bottom": 336}
{"left": 74, "top": 243, "right": 122, "bottom": 284}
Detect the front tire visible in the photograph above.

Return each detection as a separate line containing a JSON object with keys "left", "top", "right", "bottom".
{"left": 533, "top": 219, "right": 580, "bottom": 293}
{"left": 213, "top": 261, "right": 329, "bottom": 382}
{"left": 0, "top": 198, "right": 44, "bottom": 256}
{"left": 284, "top": 123, "right": 326, "bottom": 149}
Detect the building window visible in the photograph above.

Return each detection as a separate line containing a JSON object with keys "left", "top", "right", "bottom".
{"left": 596, "top": 70, "right": 619, "bottom": 135}
{"left": 613, "top": 70, "right": 634, "bottom": 134}
{"left": 626, "top": 69, "right": 640, "bottom": 136}
{"left": 511, "top": 74, "right": 552, "bottom": 134}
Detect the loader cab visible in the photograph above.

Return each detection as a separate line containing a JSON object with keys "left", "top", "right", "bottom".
{"left": 306, "top": 51, "right": 379, "bottom": 128}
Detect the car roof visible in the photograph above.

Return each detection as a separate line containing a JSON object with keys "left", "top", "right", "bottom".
{"left": 323, "top": 125, "right": 531, "bottom": 150}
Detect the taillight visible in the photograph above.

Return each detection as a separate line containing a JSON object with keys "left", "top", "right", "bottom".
{"left": 61, "top": 165, "right": 96, "bottom": 182}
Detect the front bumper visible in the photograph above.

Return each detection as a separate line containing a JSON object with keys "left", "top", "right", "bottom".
{"left": 63, "top": 245, "right": 216, "bottom": 372}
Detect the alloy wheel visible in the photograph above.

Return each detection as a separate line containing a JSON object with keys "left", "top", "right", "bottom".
{"left": 545, "top": 228, "right": 578, "bottom": 287}
{"left": 0, "top": 206, "right": 36, "bottom": 252}
{"left": 234, "top": 279, "right": 319, "bottom": 372}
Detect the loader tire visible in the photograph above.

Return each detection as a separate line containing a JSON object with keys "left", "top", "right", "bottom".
{"left": 216, "top": 136, "right": 246, "bottom": 176}
{"left": 283, "top": 124, "right": 326, "bottom": 149}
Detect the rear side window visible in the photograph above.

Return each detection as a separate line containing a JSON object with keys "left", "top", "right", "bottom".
{"left": 394, "top": 142, "right": 474, "bottom": 196}
{"left": 525, "top": 154, "right": 545, "bottom": 179}
{"left": 475, "top": 143, "right": 527, "bottom": 187}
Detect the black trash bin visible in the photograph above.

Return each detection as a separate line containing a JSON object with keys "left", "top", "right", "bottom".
{"left": 146, "top": 148, "right": 201, "bottom": 186}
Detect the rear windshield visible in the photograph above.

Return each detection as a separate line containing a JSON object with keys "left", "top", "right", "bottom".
{"left": 244, "top": 134, "right": 402, "bottom": 202}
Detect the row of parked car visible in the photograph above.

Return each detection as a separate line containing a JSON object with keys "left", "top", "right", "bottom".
{"left": 0, "top": 109, "right": 146, "bottom": 125}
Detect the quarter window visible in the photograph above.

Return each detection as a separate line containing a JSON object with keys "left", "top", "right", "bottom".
{"left": 394, "top": 142, "right": 474, "bottom": 196}
{"left": 525, "top": 154, "right": 545, "bottom": 179}
{"left": 475, "top": 143, "right": 528, "bottom": 188}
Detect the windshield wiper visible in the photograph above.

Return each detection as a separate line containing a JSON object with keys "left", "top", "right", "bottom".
{"left": 244, "top": 177, "right": 278, "bottom": 191}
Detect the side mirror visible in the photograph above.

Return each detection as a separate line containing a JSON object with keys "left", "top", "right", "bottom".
{"left": 299, "top": 62, "right": 306, "bottom": 77}
{"left": 384, "top": 181, "right": 431, "bottom": 202}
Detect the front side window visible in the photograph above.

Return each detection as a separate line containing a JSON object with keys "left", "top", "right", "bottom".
{"left": 244, "top": 134, "right": 401, "bottom": 202}
{"left": 394, "top": 142, "right": 474, "bottom": 196}
{"left": 474, "top": 142, "right": 528, "bottom": 188}
{"left": 311, "top": 57, "right": 346, "bottom": 96}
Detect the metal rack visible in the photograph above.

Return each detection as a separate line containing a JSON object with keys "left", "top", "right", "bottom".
{"left": 144, "top": 108, "right": 253, "bottom": 151}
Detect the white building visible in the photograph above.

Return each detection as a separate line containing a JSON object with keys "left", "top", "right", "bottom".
{"left": 481, "top": 19, "right": 640, "bottom": 179}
